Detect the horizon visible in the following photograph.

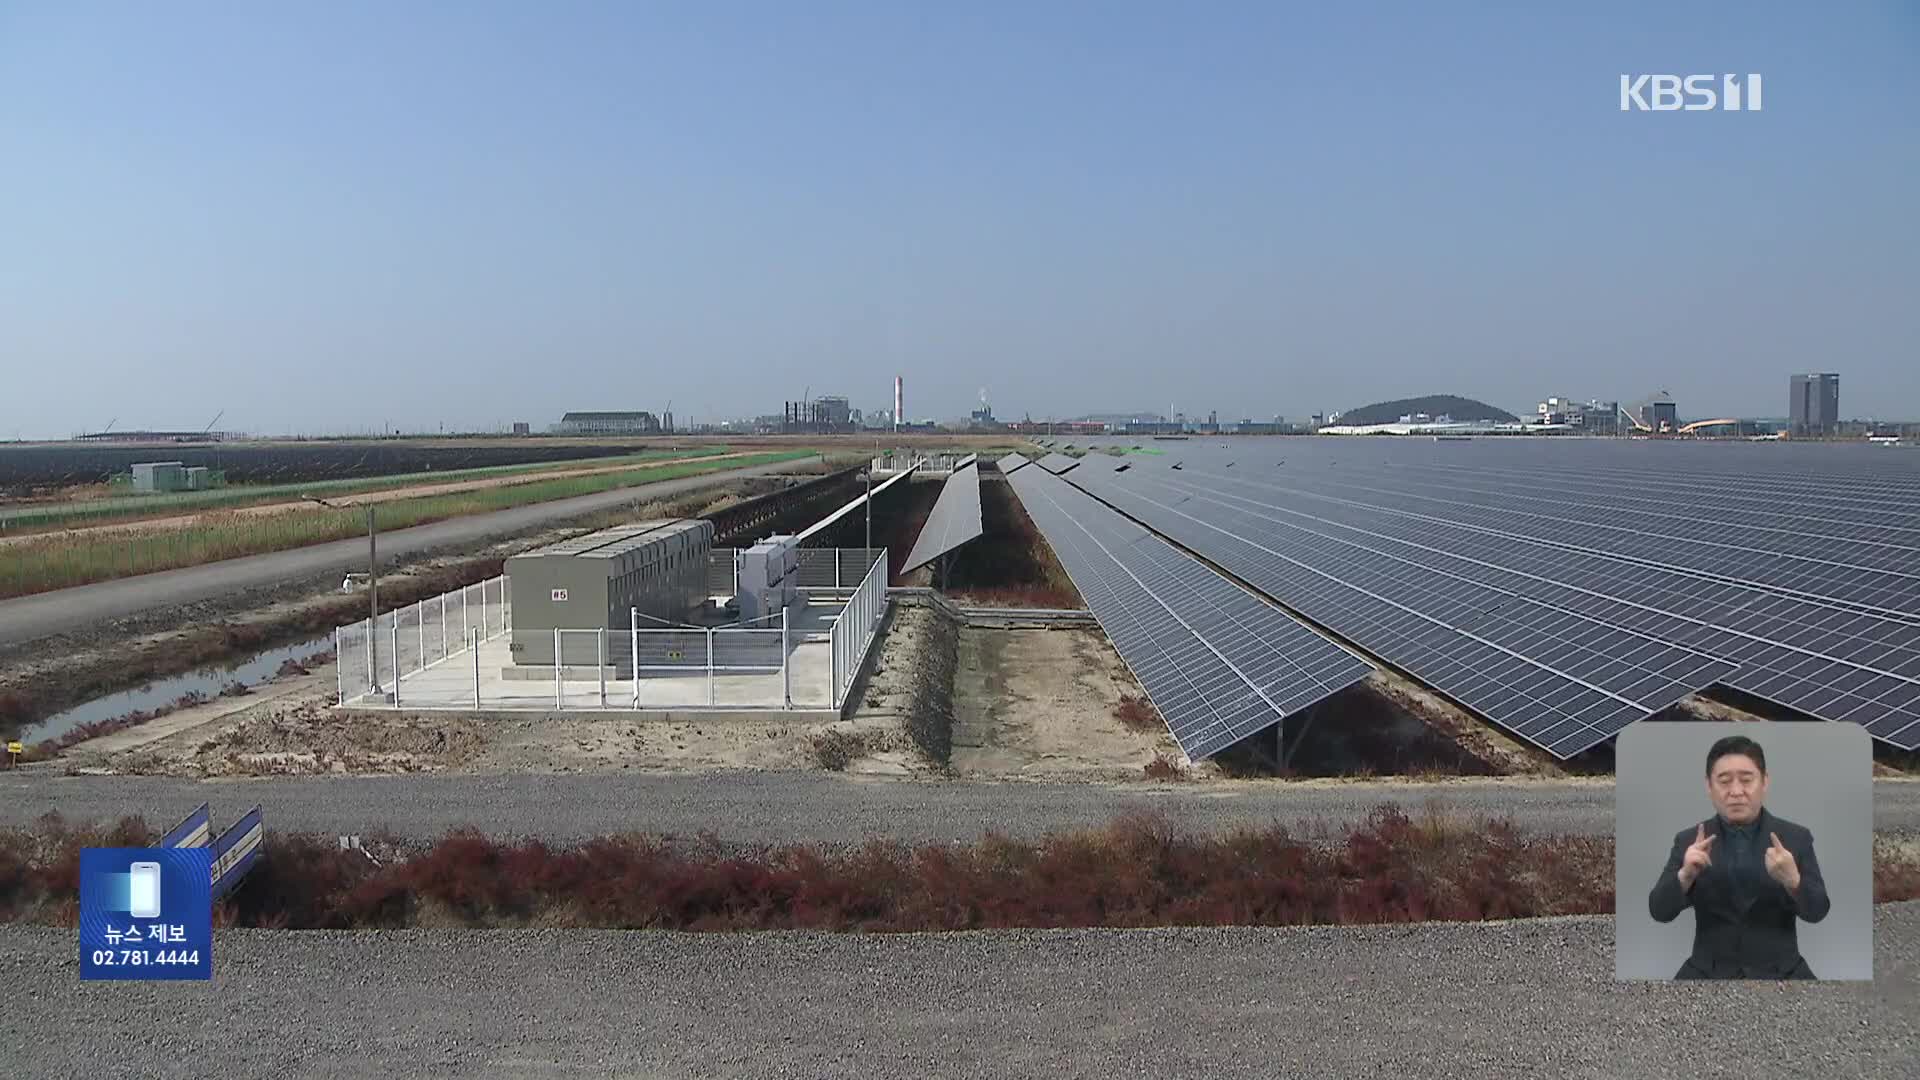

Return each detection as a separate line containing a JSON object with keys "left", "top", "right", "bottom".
{"left": 3, "top": 3, "right": 1916, "bottom": 438}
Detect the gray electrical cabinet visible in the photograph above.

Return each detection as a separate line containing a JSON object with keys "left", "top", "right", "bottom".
{"left": 506, "top": 518, "right": 715, "bottom": 665}
{"left": 131, "top": 461, "right": 187, "bottom": 493}
{"left": 737, "top": 535, "right": 799, "bottom": 623}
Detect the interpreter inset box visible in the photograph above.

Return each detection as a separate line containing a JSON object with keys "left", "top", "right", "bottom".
{"left": 1614, "top": 722, "right": 1871, "bottom": 981}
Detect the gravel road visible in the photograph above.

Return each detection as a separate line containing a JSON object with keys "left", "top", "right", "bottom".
{"left": 6, "top": 772, "right": 1920, "bottom": 844}
{"left": 0, "top": 458, "right": 802, "bottom": 648}
{"left": 3, "top": 905, "right": 1915, "bottom": 1079}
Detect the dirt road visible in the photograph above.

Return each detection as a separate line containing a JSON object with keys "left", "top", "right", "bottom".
{"left": 3, "top": 908, "right": 1915, "bottom": 1078}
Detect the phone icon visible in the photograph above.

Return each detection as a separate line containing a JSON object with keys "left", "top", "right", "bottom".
{"left": 128, "top": 862, "right": 162, "bottom": 919}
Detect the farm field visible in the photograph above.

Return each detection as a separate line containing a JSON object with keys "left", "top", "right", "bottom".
{"left": 0, "top": 450, "right": 813, "bottom": 599}
{"left": 0, "top": 446, "right": 730, "bottom": 534}
{"left": 0, "top": 437, "right": 699, "bottom": 491}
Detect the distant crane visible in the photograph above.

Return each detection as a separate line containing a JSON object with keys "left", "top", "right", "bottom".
{"left": 202, "top": 410, "right": 223, "bottom": 437}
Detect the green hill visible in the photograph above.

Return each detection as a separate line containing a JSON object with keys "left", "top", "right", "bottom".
{"left": 1337, "top": 395, "right": 1519, "bottom": 426}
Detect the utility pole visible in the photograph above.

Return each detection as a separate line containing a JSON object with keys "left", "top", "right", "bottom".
{"left": 306, "top": 496, "right": 381, "bottom": 694}
{"left": 865, "top": 437, "right": 875, "bottom": 555}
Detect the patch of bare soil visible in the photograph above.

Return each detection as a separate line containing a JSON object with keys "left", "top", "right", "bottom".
{"left": 949, "top": 627, "right": 1175, "bottom": 779}
{"left": 68, "top": 657, "right": 922, "bottom": 778}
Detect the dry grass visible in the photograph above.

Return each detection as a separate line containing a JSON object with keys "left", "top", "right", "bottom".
{"left": 11, "top": 811, "right": 1915, "bottom": 932}
{"left": 1142, "top": 754, "right": 1185, "bottom": 781}
{"left": 1113, "top": 694, "right": 1161, "bottom": 733}
{"left": 811, "top": 728, "right": 883, "bottom": 771}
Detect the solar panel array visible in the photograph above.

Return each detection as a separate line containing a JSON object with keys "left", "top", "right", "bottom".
{"left": 1064, "top": 439, "right": 1920, "bottom": 756}
{"left": 1007, "top": 464, "right": 1374, "bottom": 759}
{"left": 1036, "top": 453, "right": 1082, "bottom": 475}
{"left": 997, "top": 452, "right": 1032, "bottom": 474}
{"left": 902, "top": 462, "right": 984, "bottom": 572}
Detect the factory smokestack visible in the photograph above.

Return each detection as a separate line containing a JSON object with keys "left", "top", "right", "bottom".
{"left": 893, "top": 375, "right": 903, "bottom": 433}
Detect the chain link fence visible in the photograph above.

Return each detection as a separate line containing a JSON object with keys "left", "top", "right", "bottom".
{"left": 336, "top": 576, "right": 509, "bottom": 703}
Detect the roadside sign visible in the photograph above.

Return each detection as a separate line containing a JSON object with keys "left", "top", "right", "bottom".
{"left": 209, "top": 807, "right": 265, "bottom": 900}
{"left": 158, "top": 804, "right": 211, "bottom": 849}
{"left": 551, "top": 588, "right": 569, "bottom": 602}
{"left": 6, "top": 741, "right": 21, "bottom": 755}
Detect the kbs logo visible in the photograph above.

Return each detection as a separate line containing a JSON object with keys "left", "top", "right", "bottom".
{"left": 1619, "top": 74, "right": 1763, "bottom": 111}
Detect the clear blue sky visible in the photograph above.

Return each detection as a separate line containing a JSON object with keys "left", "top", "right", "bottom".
{"left": 2, "top": 2, "right": 1915, "bottom": 437}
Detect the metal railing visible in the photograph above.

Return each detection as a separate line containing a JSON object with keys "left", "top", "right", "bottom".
{"left": 335, "top": 576, "right": 510, "bottom": 705}
{"left": 829, "top": 550, "right": 889, "bottom": 709}
{"left": 709, "top": 547, "right": 884, "bottom": 593}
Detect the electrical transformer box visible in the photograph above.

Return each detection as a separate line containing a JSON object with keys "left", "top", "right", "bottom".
{"left": 507, "top": 518, "right": 716, "bottom": 665}
{"left": 737, "top": 535, "right": 799, "bottom": 623}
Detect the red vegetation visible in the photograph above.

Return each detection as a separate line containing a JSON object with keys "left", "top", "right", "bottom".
{"left": 1142, "top": 755, "right": 1184, "bottom": 781}
{"left": 9, "top": 810, "right": 1915, "bottom": 932}
{"left": 1114, "top": 694, "right": 1162, "bottom": 733}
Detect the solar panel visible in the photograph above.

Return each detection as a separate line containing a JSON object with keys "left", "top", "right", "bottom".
{"left": 1077, "top": 442, "right": 1920, "bottom": 752}
{"left": 1073, "top": 464, "right": 1740, "bottom": 757}
{"left": 1008, "top": 465, "right": 1372, "bottom": 759}
{"left": 902, "top": 463, "right": 984, "bottom": 573}
{"left": 1037, "top": 453, "right": 1082, "bottom": 474}
{"left": 997, "top": 452, "right": 1032, "bottom": 474}
{"left": 1144, "top": 458, "right": 1920, "bottom": 746}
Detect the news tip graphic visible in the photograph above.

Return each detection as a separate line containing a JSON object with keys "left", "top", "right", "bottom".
{"left": 80, "top": 847, "right": 213, "bottom": 981}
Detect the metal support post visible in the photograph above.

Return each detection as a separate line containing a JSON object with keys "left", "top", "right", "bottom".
{"left": 707, "top": 627, "right": 716, "bottom": 706}
{"left": 367, "top": 506, "right": 380, "bottom": 693}
{"left": 473, "top": 630, "right": 482, "bottom": 708}
{"left": 462, "top": 587, "right": 469, "bottom": 650}
{"left": 389, "top": 615, "right": 401, "bottom": 705}
{"left": 481, "top": 582, "right": 488, "bottom": 639}
{"left": 553, "top": 628, "right": 563, "bottom": 707}
{"left": 781, "top": 608, "right": 790, "bottom": 709}
{"left": 597, "top": 628, "right": 607, "bottom": 707}
{"left": 416, "top": 601, "right": 425, "bottom": 674}
{"left": 335, "top": 627, "right": 343, "bottom": 704}
{"left": 440, "top": 593, "right": 449, "bottom": 662}
{"left": 631, "top": 608, "right": 640, "bottom": 708}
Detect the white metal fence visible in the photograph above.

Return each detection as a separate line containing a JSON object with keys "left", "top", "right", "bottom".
{"left": 829, "top": 550, "right": 888, "bottom": 709}
{"left": 332, "top": 550, "right": 891, "bottom": 713}
{"left": 336, "top": 577, "right": 509, "bottom": 704}
{"left": 707, "top": 547, "right": 884, "bottom": 595}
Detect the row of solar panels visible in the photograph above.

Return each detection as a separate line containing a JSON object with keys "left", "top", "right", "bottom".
{"left": 1004, "top": 459, "right": 1372, "bottom": 759}
{"left": 1043, "top": 442, "right": 1920, "bottom": 757}
{"left": 902, "top": 457, "right": 983, "bottom": 572}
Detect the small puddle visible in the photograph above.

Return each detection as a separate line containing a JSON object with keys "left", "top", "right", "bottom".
{"left": 20, "top": 634, "right": 334, "bottom": 745}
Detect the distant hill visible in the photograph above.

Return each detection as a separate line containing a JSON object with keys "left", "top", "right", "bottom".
{"left": 1337, "top": 395, "right": 1519, "bottom": 426}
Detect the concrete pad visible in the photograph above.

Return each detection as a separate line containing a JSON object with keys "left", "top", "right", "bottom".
{"left": 343, "top": 597, "right": 860, "bottom": 714}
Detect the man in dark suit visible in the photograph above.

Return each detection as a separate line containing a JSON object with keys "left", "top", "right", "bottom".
{"left": 1648, "top": 734, "right": 1831, "bottom": 978}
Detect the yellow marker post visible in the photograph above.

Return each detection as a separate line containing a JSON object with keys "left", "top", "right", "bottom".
{"left": 5, "top": 741, "right": 20, "bottom": 768}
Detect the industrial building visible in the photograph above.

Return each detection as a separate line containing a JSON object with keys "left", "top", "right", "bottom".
{"left": 1790, "top": 373, "right": 1841, "bottom": 437}
{"left": 1639, "top": 400, "right": 1678, "bottom": 432}
{"left": 505, "top": 519, "right": 714, "bottom": 665}
{"left": 781, "top": 397, "right": 855, "bottom": 433}
{"left": 551, "top": 411, "right": 664, "bottom": 436}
